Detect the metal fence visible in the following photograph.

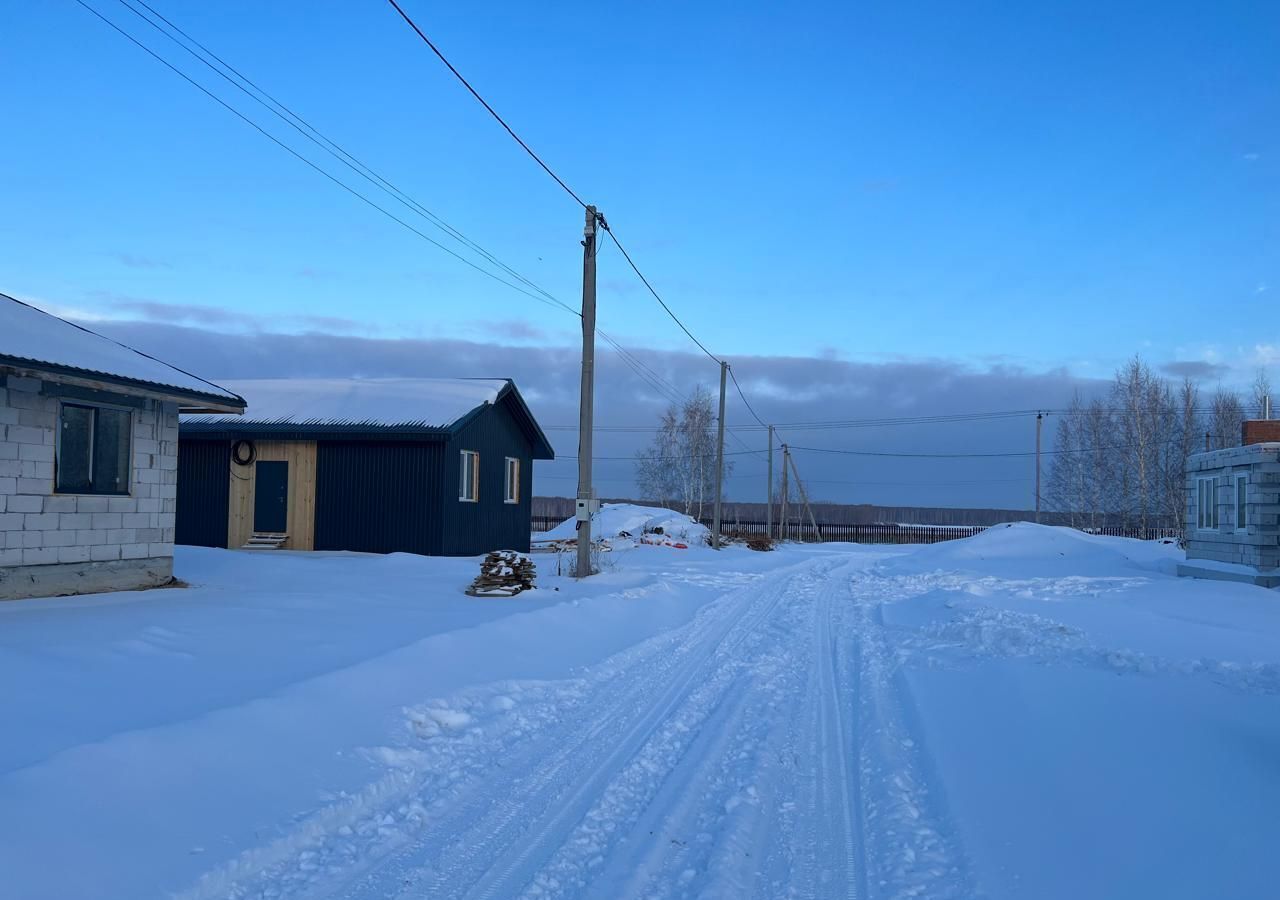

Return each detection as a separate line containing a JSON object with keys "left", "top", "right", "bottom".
{"left": 531, "top": 515, "right": 1182, "bottom": 545}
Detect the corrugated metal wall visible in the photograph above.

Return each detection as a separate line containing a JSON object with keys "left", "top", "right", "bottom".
{"left": 175, "top": 440, "right": 230, "bottom": 547}
{"left": 313, "top": 442, "right": 445, "bottom": 555}
{"left": 443, "top": 403, "right": 535, "bottom": 555}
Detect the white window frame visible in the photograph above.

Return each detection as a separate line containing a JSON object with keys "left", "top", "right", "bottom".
{"left": 504, "top": 457, "right": 520, "bottom": 504}
{"left": 54, "top": 400, "right": 134, "bottom": 496}
{"left": 1234, "top": 472, "right": 1248, "bottom": 531}
{"left": 1196, "top": 475, "right": 1218, "bottom": 531}
{"left": 459, "top": 449, "right": 479, "bottom": 502}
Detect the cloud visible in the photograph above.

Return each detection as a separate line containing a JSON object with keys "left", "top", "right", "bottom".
{"left": 80, "top": 317, "right": 1112, "bottom": 510}
{"left": 463, "top": 318, "right": 549, "bottom": 342}
{"left": 112, "top": 252, "right": 169, "bottom": 269}
{"left": 1162, "top": 360, "right": 1229, "bottom": 379}
{"left": 1244, "top": 152, "right": 1261, "bottom": 162}
{"left": 87, "top": 293, "right": 369, "bottom": 335}
{"left": 1252, "top": 345, "right": 1280, "bottom": 367}
{"left": 860, "top": 178, "right": 899, "bottom": 193}
{"left": 296, "top": 267, "right": 340, "bottom": 280}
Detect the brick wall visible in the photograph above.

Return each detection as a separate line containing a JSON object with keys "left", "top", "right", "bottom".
{"left": 1242, "top": 420, "right": 1280, "bottom": 446}
{"left": 0, "top": 374, "right": 179, "bottom": 568}
{"left": 1185, "top": 444, "right": 1280, "bottom": 570}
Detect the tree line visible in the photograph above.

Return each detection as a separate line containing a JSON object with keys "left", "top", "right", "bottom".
{"left": 1045, "top": 357, "right": 1269, "bottom": 530}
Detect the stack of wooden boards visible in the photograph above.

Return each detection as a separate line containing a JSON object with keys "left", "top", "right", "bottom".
{"left": 466, "top": 550, "right": 536, "bottom": 597}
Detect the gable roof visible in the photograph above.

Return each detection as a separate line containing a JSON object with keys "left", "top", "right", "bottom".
{"left": 0, "top": 293, "right": 244, "bottom": 412}
{"left": 182, "top": 377, "right": 555, "bottom": 459}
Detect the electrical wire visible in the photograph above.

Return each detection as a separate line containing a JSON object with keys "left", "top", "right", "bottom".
{"left": 383, "top": 0, "right": 588, "bottom": 209}
{"left": 79, "top": 0, "right": 695, "bottom": 417}
{"left": 599, "top": 226, "right": 721, "bottom": 364}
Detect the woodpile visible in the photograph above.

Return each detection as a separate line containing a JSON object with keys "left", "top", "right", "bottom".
{"left": 466, "top": 550, "right": 536, "bottom": 597}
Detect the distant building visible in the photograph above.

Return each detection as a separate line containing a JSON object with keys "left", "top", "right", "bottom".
{"left": 176, "top": 378, "right": 555, "bottom": 556}
{"left": 0, "top": 293, "right": 245, "bottom": 600}
{"left": 1179, "top": 420, "right": 1280, "bottom": 587}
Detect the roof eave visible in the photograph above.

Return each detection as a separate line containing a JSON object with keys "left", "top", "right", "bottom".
{"left": 0, "top": 356, "right": 245, "bottom": 413}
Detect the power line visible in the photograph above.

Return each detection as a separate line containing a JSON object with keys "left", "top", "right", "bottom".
{"left": 71, "top": 0, "right": 579, "bottom": 316}
{"left": 599, "top": 226, "right": 721, "bottom": 364}
{"left": 118, "top": 0, "right": 581, "bottom": 318}
{"left": 727, "top": 366, "right": 768, "bottom": 428}
{"left": 383, "top": 0, "right": 588, "bottom": 209}
{"left": 788, "top": 438, "right": 1187, "bottom": 459}
{"left": 78, "top": 0, "right": 695, "bottom": 416}
{"left": 378, "top": 0, "right": 775, "bottom": 435}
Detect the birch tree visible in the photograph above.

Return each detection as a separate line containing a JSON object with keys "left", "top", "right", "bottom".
{"left": 634, "top": 387, "right": 732, "bottom": 518}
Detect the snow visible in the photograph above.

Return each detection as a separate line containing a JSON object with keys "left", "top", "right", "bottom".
{"left": 4, "top": 526, "right": 1280, "bottom": 899}
{"left": 0, "top": 293, "right": 240, "bottom": 401}
{"left": 536, "top": 502, "right": 712, "bottom": 546}
{"left": 183, "top": 377, "right": 509, "bottom": 428}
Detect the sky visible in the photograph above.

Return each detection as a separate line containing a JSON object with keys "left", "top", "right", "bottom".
{"left": 2, "top": 0, "right": 1277, "bottom": 508}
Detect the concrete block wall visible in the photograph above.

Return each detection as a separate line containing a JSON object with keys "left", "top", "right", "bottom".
{"left": 1185, "top": 443, "right": 1280, "bottom": 571}
{"left": 0, "top": 374, "right": 179, "bottom": 571}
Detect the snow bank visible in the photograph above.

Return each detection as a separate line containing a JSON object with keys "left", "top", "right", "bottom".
{"left": 888, "top": 521, "right": 1180, "bottom": 577}
{"left": 536, "top": 503, "right": 711, "bottom": 546}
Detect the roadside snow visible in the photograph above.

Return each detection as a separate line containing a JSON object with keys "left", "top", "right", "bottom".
{"left": 536, "top": 502, "right": 711, "bottom": 545}
{"left": 3, "top": 525, "right": 1280, "bottom": 899}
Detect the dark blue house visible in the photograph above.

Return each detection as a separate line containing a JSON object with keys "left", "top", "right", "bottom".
{"left": 176, "top": 378, "right": 554, "bottom": 556}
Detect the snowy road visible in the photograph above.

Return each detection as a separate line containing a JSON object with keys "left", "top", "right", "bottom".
{"left": 10, "top": 527, "right": 1280, "bottom": 899}
{"left": 181, "top": 551, "right": 971, "bottom": 900}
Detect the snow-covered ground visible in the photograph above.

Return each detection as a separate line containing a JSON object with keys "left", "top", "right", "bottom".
{"left": 3, "top": 525, "right": 1280, "bottom": 899}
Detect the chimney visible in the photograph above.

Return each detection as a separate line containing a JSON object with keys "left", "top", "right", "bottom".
{"left": 1242, "top": 420, "right": 1280, "bottom": 446}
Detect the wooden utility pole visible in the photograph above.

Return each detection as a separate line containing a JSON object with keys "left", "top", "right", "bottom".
{"left": 575, "top": 206, "right": 599, "bottom": 578}
{"left": 712, "top": 361, "right": 727, "bottom": 549}
{"left": 788, "top": 451, "right": 821, "bottom": 541}
{"left": 766, "top": 425, "right": 774, "bottom": 540}
{"left": 1035, "top": 411, "right": 1043, "bottom": 524}
{"left": 780, "top": 444, "right": 789, "bottom": 542}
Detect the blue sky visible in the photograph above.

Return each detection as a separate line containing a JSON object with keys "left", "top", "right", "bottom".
{"left": 2, "top": 0, "right": 1278, "bottom": 506}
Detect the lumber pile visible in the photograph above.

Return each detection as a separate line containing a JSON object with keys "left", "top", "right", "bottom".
{"left": 466, "top": 550, "right": 536, "bottom": 597}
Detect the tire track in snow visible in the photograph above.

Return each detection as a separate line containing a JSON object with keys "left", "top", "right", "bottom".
{"left": 316, "top": 558, "right": 842, "bottom": 900}
{"left": 845, "top": 572, "right": 975, "bottom": 900}
{"left": 455, "top": 561, "right": 838, "bottom": 900}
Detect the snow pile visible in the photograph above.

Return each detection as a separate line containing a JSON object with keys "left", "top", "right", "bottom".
{"left": 889, "top": 520, "right": 1178, "bottom": 578}
{"left": 535, "top": 503, "right": 711, "bottom": 546}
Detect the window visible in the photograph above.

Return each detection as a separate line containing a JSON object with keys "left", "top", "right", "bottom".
{"left": 1235, "top": 472, "right": 1248, "bottom": 531}
{"left": 56, "top": 403, "right": 132, "bottom": 495}
{"left": 1196, "top": 476, "right": 1218, "bottom": 531}
{"left": 459, "top": 450, "right": 479, "bottom": 502}
{"left": 504, "top": 457, "right": 520, "bottom": 504}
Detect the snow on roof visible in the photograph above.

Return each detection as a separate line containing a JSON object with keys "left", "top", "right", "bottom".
{"left": 0, "top": 293, "right": 241, "bottom": 403}
{"left": 184, "top": 377, "right": 510, "bottom": 429}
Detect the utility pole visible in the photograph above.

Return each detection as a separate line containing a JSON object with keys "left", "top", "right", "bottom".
{"left": 575, "top": 205, "right": 599, "bottom": 578}
{"left": 1035, "top": 411, "right": 1043, "bottom": 524}
{"left": 780, "top": 444, "right": 789, "bottom": 542}
{"left": 766, "top": 425, "right": 774, "bottom": 540}
{"left": 712, "top": 361, "right": 727, "bottom": 549}
{"left": 788, "top": 451, "right": 822, "bottom": 541}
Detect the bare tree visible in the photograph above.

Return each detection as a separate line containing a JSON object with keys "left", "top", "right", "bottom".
{"left": 1045, "top": 357, "right": 1201, "bottom": 531}
{"left": 1253, "top": 368, "right": 1273, "bottom": 419}
{"left": 634, "top": 386, "right": 732, "bottom": 518}
{"left": 1208, "top": 387, "right": 1245, "bottom": 450}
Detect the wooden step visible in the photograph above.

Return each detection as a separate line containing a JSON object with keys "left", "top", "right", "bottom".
{"left": 242, "top": 532, "right": 289, "bottom": 549}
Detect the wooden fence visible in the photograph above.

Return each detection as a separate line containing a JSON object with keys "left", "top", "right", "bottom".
{"left": 530, "top": 516, "right": 1182, "bottom": 545}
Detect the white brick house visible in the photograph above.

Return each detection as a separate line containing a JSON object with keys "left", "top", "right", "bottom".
{"left": 0, "top": 293, "right": 244, "bottom": 600}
